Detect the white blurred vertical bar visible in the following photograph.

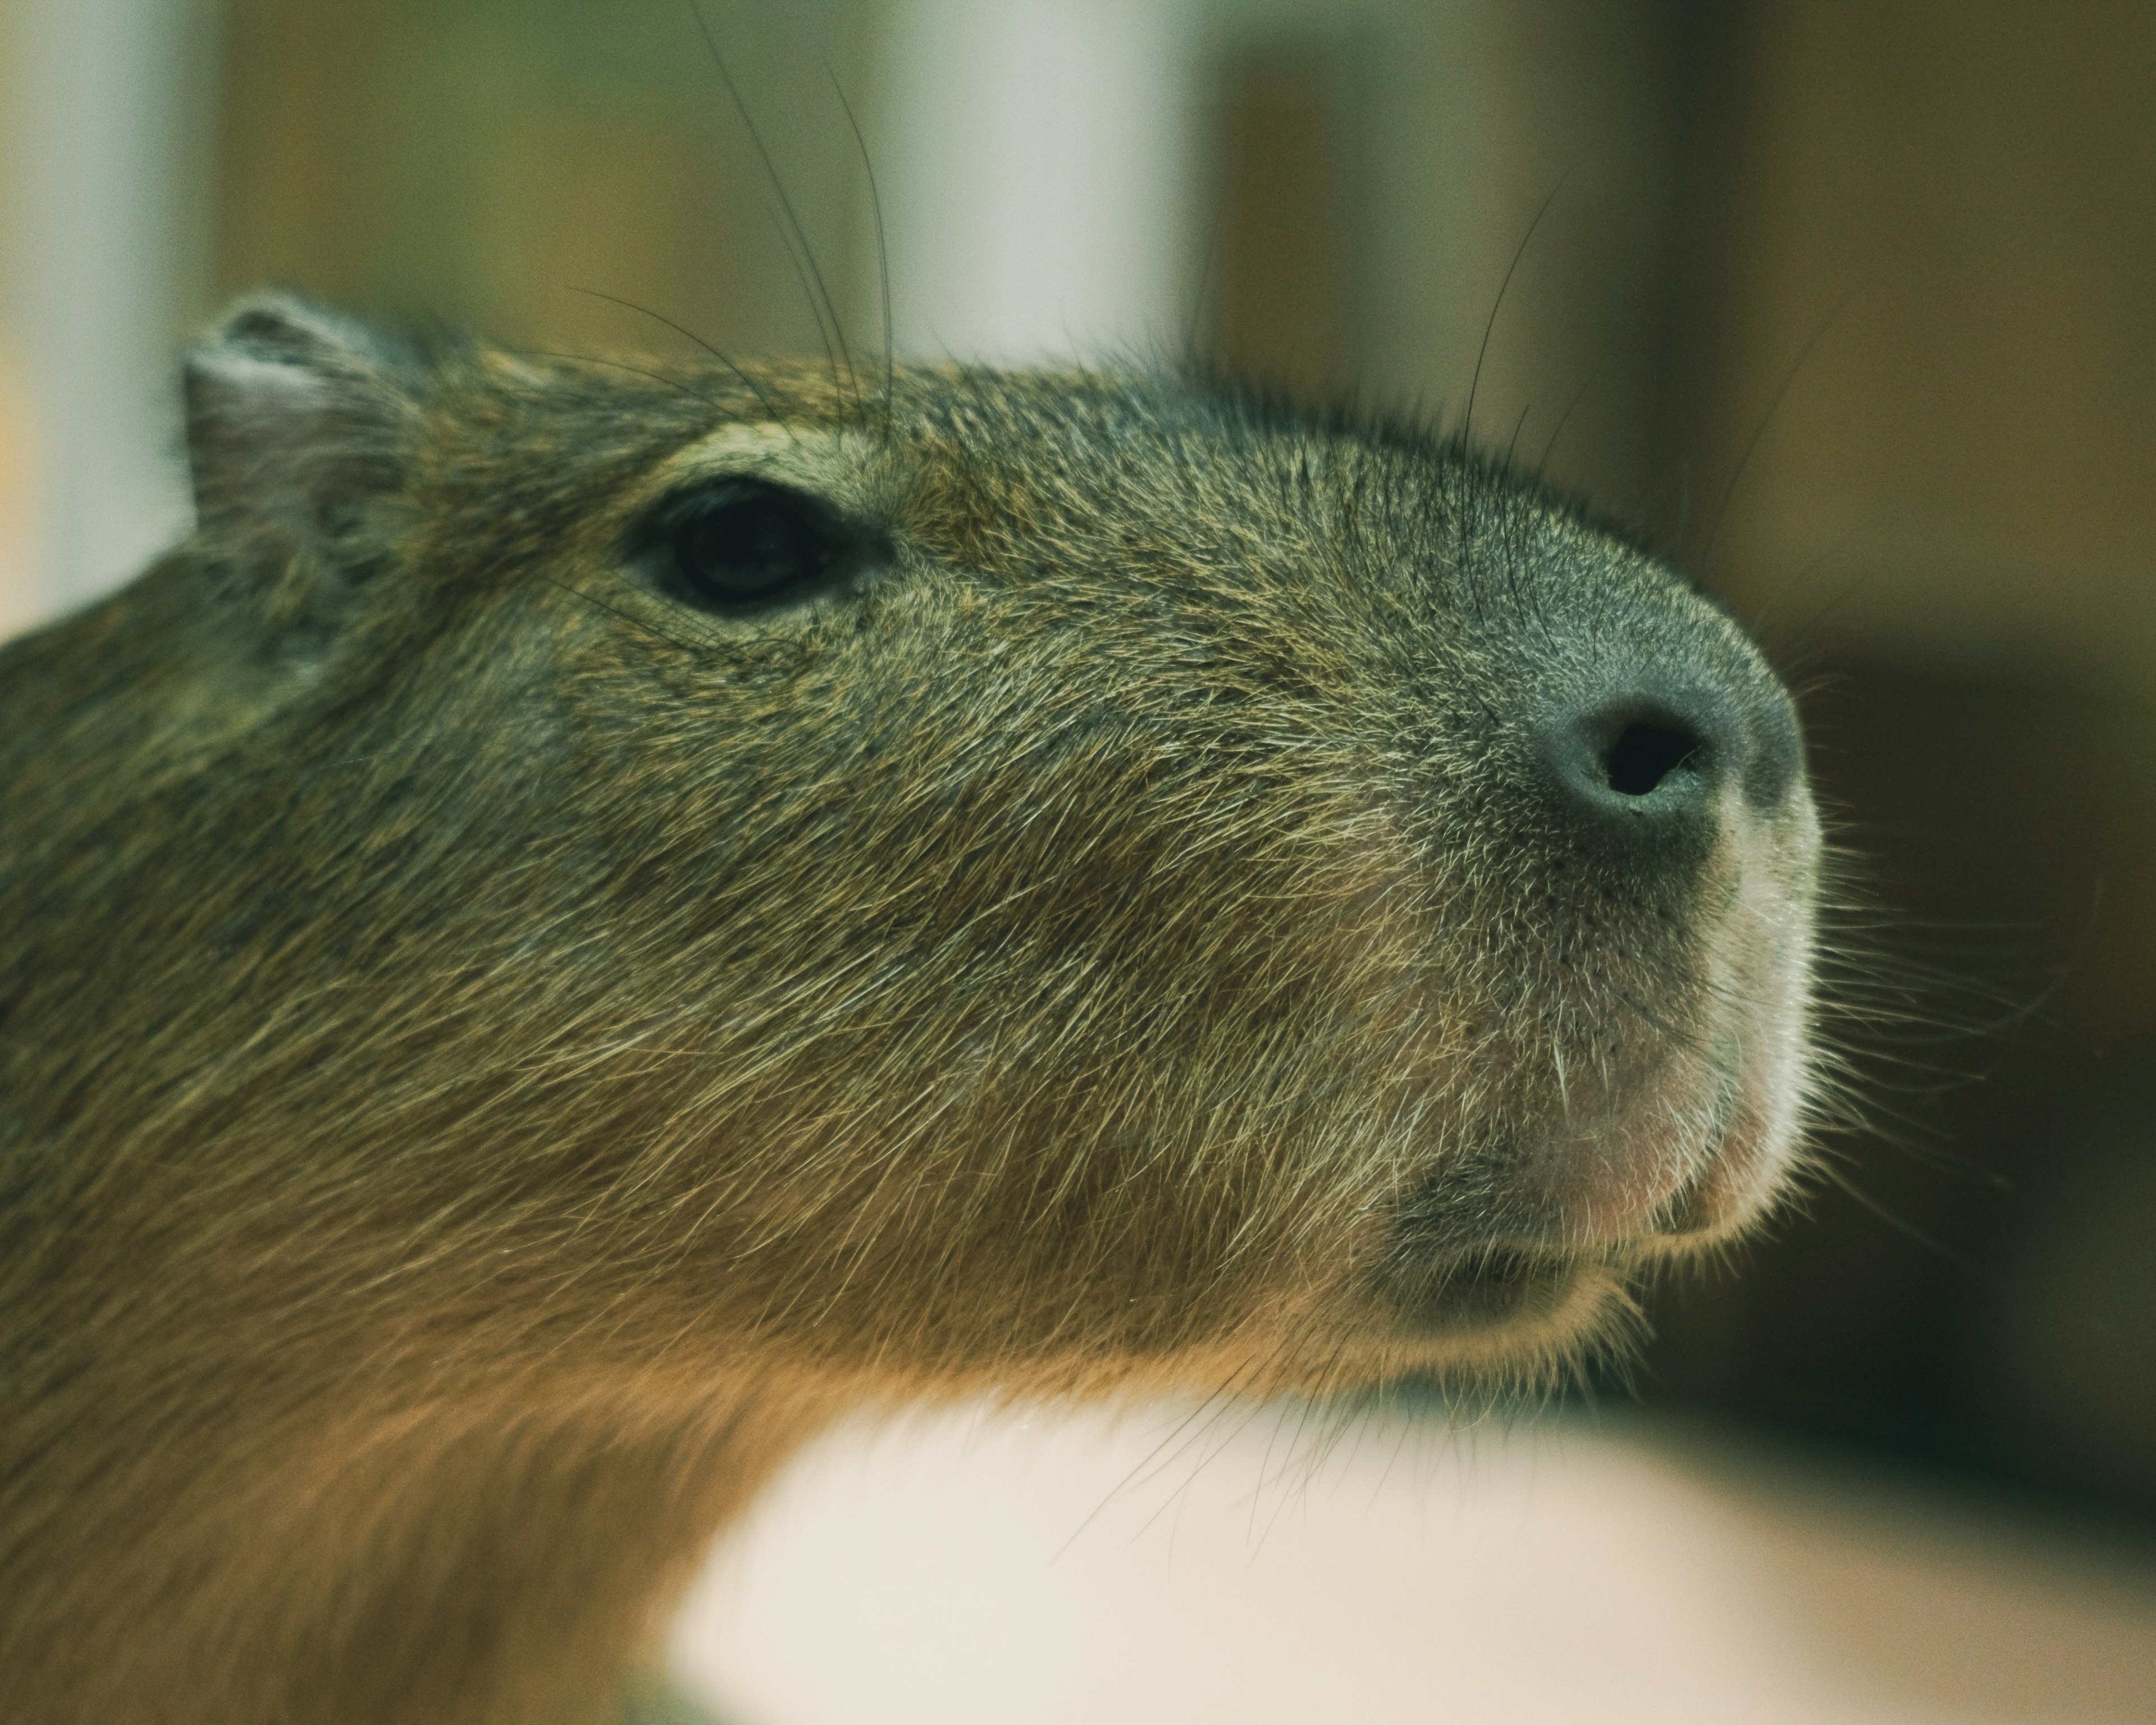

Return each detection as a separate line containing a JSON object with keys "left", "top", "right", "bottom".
{"left": 875, "top": 0, "right": 1200, "bottom": 365}
{"left": 1, "top": 0, "right": 219, "bottom": 630}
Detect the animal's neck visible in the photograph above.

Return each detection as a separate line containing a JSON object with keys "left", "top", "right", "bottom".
{"left": 7, "top": 1369, "right": 826, "bottom": 1725}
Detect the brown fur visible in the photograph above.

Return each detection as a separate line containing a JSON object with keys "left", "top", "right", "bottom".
{"left": 0, "top": 296, "right": 1821, "bottom": 1723}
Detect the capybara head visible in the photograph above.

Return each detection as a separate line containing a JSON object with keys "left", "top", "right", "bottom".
{"left": 1, "top": 295, "right": 1819, "bottom": 1413}
{"left": 0, "top": 292, "right": 1824, "bottom": 1722}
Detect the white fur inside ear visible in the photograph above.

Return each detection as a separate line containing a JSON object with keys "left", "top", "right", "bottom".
{"left": 185, "top": 350, "right": 341, "bottom": 549}
{"left": 191, "top": 348, "right": 336, "bottom": 421}
{"left": 188, "top": 347, "right": 335, "bottom": 476}
{"left": 182, "top": 298, "right": 413, "bottom": 559}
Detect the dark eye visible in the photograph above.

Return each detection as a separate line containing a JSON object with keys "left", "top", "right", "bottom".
{"left": 639, "top": 480, "right": 854, "bottom": 613}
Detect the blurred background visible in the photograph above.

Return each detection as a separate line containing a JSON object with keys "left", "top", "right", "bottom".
{"left": 3, "top": 1, "right": 2153, "bottom": 1717}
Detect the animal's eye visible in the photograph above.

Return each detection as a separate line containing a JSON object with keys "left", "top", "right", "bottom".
{"left": 638, "top": 480, "right": 854, "bottom": 613}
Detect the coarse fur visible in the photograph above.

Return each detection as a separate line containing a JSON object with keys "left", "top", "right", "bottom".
{"left": 0, "top": 295, "right": 1821, "bottom": 1723}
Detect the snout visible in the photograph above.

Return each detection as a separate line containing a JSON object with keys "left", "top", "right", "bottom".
{"left": 1380, "top": 604, "right": 1819, "bottom": 1341}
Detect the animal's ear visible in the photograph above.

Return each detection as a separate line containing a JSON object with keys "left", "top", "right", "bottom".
{"left": 183, "top": 291, "right": 426, "bottom": 579}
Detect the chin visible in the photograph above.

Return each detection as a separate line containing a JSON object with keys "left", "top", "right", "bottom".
{"left": 1140, "top": 1258, "right": 1642, "bottom": 1408}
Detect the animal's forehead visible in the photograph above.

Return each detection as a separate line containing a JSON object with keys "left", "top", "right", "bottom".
{"left": 632, "top": 359, "right": 1376, "bottom": 558}
{"left": 891, "top": 381, "right": 1359, "bottom": 571}
{"left": 891, "top": 368, "right": 1469, "bottom": 549}
{"left": 636, "top": 355, "right": 1648, "bottom": 593}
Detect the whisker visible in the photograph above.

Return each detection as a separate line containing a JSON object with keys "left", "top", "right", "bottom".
{"left": 1503, "top": 401, "right": 1533, "bottom": 470}
{"left": 1696, "top": 293, "right": 1849, "bottom": 575}
{"left": 517, "top": 345, "right": 724, "bottom": 413}
{"left": 688, "top": 1, "right": 860, "bottom": 412}
{"left": 564, "top": 287, "right": 791, "bottom": 433}
{"left": 1536, "top": 367, "right": 1598, "bottom": 480}
{"left": 823, "top": 58, "right": 896, "bottom": 439}
{"left": 1745, "top": 508, "right": 1897, "bottom": 645}
{"left": 542, "top": 576, "right": 703, "bottom": 657}
{"left": 1464, "top": 174, "right": 1568, "bottom": 441}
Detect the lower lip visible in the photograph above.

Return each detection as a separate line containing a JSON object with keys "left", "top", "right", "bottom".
{"left": 1386, "top": 1248, "right": 1583, "bottom": 1335}
{"left": 1547, "top": 1079, "right": 1753, "bottom": 1243}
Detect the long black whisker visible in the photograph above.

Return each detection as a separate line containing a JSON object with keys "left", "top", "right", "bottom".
{"left": 1697, "top": 293, "right": 1848, "bottom": 574}
{"left": 1465, "top": 174, "right": 1567, "bottom": 441}
{"left": 566, "top": 287, "right": 791, "bottom": 433}
{"left": 688, "top": 0, "right": 859, "bottom": 411}
{"left": 543, "top": 577, "right": 703, "bottom": 656}
{"left": 1536, "top": 367, "right": 1599, "bottom": 479}
{"left": 519, "top": 346, "right": 723, "bottom": 413}
{"left": 758, "top": 193, "right": 850, "bottom": 407}
{"left": 1816, "top": 1158, "right": 1994, "bottom": 1278}
{"left": 824, "top": 57, "right": 895, "bottom": 439}
{"left": 1769, "top": 559, "right": 1888, "bottom": 665}
{"left": 1050, "top": 1353, "right": 1269, "bottom": 1563}
{"left": 1746, "top": 508, "right": 1896, "bottom": 645}
{"left": 1504, "top": 401, "right": 1533, "bottom": 470}
{"left": 1185, "top": 180, "right": 1230, "bottom": 370}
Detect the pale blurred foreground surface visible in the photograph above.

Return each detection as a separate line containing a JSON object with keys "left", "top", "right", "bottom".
{"left": 673, "top": 1404, "right": 2156, "bottom": 1725}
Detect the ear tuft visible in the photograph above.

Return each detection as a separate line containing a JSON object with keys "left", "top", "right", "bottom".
{"left": 183, "top": 291, "right": 427, "bottom": 573}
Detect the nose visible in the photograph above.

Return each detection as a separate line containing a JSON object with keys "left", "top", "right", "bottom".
{"left": 1539, "top": 668, "right": 1801, "bottom": 846}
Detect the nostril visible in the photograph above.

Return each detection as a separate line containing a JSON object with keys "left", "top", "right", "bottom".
{"left": 1540, "top": 693, "right": 1727, "bottom": 833}
{"left": 1602, "top": 720, "right": 1703, "bottom": 797}
{"left": 1535, "top": 652, "right": 1802, "bottom": 839}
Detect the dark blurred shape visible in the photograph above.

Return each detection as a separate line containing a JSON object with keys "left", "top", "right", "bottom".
{"left": 1665, "top": 0, "right": 2156, "bottom": 684}
{"left": 1993, "top": 1064, "right": 2156, "bottom": 1510}
{"left": 1641, "top": 664, "right": 2156, "bottom": 1522}
{"left": 1612, "top": 0, "right": 2156, "bottom": 1528}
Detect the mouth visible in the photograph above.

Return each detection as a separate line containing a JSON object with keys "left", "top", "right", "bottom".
{"left": 1373, "top": 1046, "right": 1803, "bottom": 1344}
{"left": 1381, "top": 1244, "right": 1609, "bottom": 1337}
{"left": 1362, "top": 788, "right": 1820, "bottom": 1356}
